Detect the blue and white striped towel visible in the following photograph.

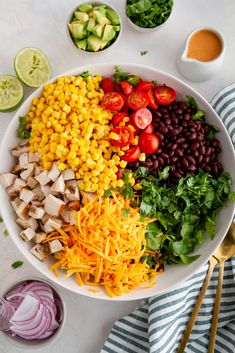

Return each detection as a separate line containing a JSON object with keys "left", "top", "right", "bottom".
{"left": 101, "top": 84, "right": 235, "bottom": 353}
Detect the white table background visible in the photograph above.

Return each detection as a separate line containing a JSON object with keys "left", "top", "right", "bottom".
{"left": 0, "top": 0, "right": 235, "bottom": 352}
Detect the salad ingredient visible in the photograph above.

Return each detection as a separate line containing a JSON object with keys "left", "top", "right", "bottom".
{"left": 2, "top": 280, "right": 63, "bottom": 339}
{"left": 14, "top": 48, "right": 50, "bottom": 88}
{"left": 139, "top": 168, "right": 233, "bottom": 264}
{"left": 11, "top": 261, "right": 24, "bottom": 269}
{"left": 110, "top": 126, "right": 134, "bottom": 147}
{"left": 18, "top": 116, "right": 31, "bottom": 139}
{"left": 26, "top": 75, "right": 126, "bottom": 195}
{"left": 145, "top": 88, "right": 158, "bottom": 109}
{"left": 127, "top": 90, "right": 149, "bottom": 110}
{"left": 122, "top": 146, "right": 141, "bottom": 162}
{"left": 102, "top": 91, "right": 124, "bottom": 111}
{"left": 132, "top": 108, "right": 152, "bottom": 129}
{"left": 143, "top": 123, "right": 154, "bottom": 133}
{"left": 0, "top": 75, "right": 24, "bottom": 112}
{"left": 139, "top": 133, "right": 159, "bottom": 154}
{"left": 154, "top": 85, "right": 176, "bottom": 105}
{"left": 114, "top": 66, "right": 139, "bottom": 87}
{"left": 120, "top": 81, "right": 134, "bottom": 95}
{"left": 101, "top": 77, "right": 113, "bottom": 92}
{"left": 68, "top": 4, "right": 120, "bottom": 52}
{"left": 112, "top": 112, "right": 129, "bottom": 126}
{"left": 126, "top": 0, "right": 173, "bottom": 29}
{"left": 137, "top": 81, "right": 155, "bottom": 91}
{"left": 45, "top": 193, "right": 158, "bottom": 297}
{"left": 140, "top": 50, "right": 148, "bottom": 56}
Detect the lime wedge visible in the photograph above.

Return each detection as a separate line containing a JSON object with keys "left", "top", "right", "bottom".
{"left": 0, "top": 75, "right": 24, "bottom": 112}
{"left": 14, "top": 47, "right": 50, "bottom": 88}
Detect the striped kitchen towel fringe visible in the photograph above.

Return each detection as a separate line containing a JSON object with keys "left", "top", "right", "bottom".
{"left": 101, "top": 84, "right": 235, "bottom": 353}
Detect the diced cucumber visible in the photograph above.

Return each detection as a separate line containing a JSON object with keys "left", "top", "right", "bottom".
{"left": 100, "top": 40, "right": 108, "bottom": 50}
{"left": 93, "top": 5, "right": 106, "bottom": 16}
{"left": 91, "top": 24, "right": 104, "bottom": 38}
{"left": 87, "top": 17, "right": 96, "bottom": 31}
{"left": 74, "top": 11, "right": 89, "bottom": 23}
{"left": 75, "top": 39, "right": 87, "bottom": 50}
{"left": 106, "top": 8, "right": 120, "bottom": 25}
{"left": 78, "top": 3, "right": 93, "bottom": 12}
{"left": 87, "top": 34, "right": 102, "bottom": 51}
{"left": 93, "top": 10, "right": 110, "bottom": 25}
{"left": 69, "top": 22, "right": 85, "bottom": 39}
{"left": 113, "top": 25, "right": 120, "bottom": 32}
{"left": 102, "top": 24, "right": 116, "bottom": 42}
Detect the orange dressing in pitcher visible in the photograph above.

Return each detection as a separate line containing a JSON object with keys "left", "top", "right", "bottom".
{"left": 187, "top": 30, "right": 222, "bottom": 62}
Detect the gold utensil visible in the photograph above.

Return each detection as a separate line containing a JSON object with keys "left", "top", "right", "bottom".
{"left": 177, "top": 222, "right": 235, "bottom": 353}
{"left": 208, "top": 222, "right": 235, "bottom": 353}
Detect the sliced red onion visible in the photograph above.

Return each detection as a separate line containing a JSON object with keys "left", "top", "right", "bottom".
{"left": 0, "top": 299, "right": 15, "bottom": 331}
{"left": 10, "top": 295, "right": 40, "bottom": 323}
{"left": 21, "top": 282, "right": 54, "bottom": 301}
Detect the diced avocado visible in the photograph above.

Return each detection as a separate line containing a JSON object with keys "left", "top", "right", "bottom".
{"left": 93, "top": 5, "right": 106, "bottom": 16}
{"left": 113, "top": 25, "right": 120, "bottom": 32}
{"left": 93, "top": 10, "right": 110, "bottom": 25}
{"left": 68, "top": 22, "right": 85, "bottom": 39}
{"left": 106, "top": 8, "right": 120, "bottom": 25}
{"left": 91, "top": 24, "right": 104, "bottom": 38}
{"left": 74, "top": 11, "right": 89, "bottom": 23}
{"left": 78, "top": 3, "right": 93, "bottom": 12}
{"left": 75, "top": 39, "right": 87, "bottom": 50}
{"left": 102, "top": 24, "right": 116, "bottom": 42}
{"left": 87, "top": 17, "right": 96, "bottom": 31}
{"left": 87, "top": 34, "right": 102, "bottom": 51}
{"left": 100, "top": 40, "right": 108, "bottom": 50}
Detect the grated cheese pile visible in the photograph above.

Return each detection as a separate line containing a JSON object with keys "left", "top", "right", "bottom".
{"left": 45, "top": 192, "right": 158, "bottom": 297}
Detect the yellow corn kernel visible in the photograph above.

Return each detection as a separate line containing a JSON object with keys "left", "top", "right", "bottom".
{"left": 128, "top": 125, "right": 135, "bottom": 132}
{"left": 58, "top": 162, "right": 67, "bottom": 171}
{"left": 63, "top": 105, "right": 71, "bottom": 113}
{"left": 132, "top": 137, "right": 139, "bottom": 145}
{"left": 134, "top": 183, "right": 142, "bottom": 190}
{"left": 123, "top": 117, "right": 130, "bottom": 123}
{"left": 139, "top": 153, "right": 146, "bottom": 162}
{"left": 116, "top": 179, "right": 124, "bottom": 188}
{"left": 129, "top": 178, "right": 135, "bottom": 186}
{"left": 109, "top": 132, "right": 119, "bottom": 140}
{"left": 117, "top": 150, "right": 125, "bottom": 156}
{"left": 122, "top": 145, "right": 129, "bottom": 151}
{"left": 119, "top": 160, "right": 127, "bottom": 168}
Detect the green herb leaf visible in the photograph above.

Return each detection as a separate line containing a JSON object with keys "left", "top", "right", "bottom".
{"left": 158, "top": 166, "right": 171, "bottom": 180}
{"left": 122, "top": 208, "right": 131, "bottom": 218}
{"left": 228, "top": 192, "right": 235, "bottom": 201}
{"left": 18, "top": 116, "right": 31, "bottom": 140}
{"left": 140, "top": 50, "right": 148, "bottom": 56}
{"left": 11, "top": 261, "right": 23, "bottom": 269}
{"left": 141, "top": 255, "right": 155, "bottom": 268}
{"left": 104, "top": 188, "right": 113, "bottom": 198}
{"left": 3, "top": 229, "right": 8, "bottom": 236}
{"left": 135, "top": 166, "right": 149, "bottom": 177}
{"left": 186, "top": 95, "right": 198, "bottom": 110}
{"left": 207, "top": 124, "right": 220, "bottom": 140}
{"left": 81, "top": 71, "right": 90, "bottom": 78}
{"left": 120, "top": 182, "right": 134, "bottom": 199}
{"left": 191, "top": 110, "right": 205, "bottom": 120}
{"left": 0, "top": 216, "right": 3, "bottom": 223}
{"left": 114, "top": 66, "right": 139, "bottom": 87}
{"left": 180, "top": 254, "right": 200, "bottom": 264}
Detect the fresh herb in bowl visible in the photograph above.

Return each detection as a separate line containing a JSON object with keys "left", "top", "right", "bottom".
{"left": 126, "top": 0, "right": 174, "bottom": 30}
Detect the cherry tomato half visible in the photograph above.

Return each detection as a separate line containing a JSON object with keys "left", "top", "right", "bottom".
{"left": 102, "top": 92, "right": 124, "bottom": 111}
{"left": 116, "top": 167, "right": 124, "bottom": 179}
{"left": 112, "top": 112, "right": 128, "bottom": 127}
{"left": 145, "top": 88, "right": 159, "bottom": 109}
{"left": 113, "top": 82, "right": 122, "bottom": 93}
{"left": 120, "top": 81, "right": 134, "bottom": 95}
{"left": 122, "top": 146, "right": 141, "bottom": 162}
{"left": 154, "top": 86, "right": 176, "bottom": 105}
{"left": 127, "top": 91, "right": 150, "bottom": 111}
{"left": 143, "top": 123, "right": 154, "bottom": 134}
{"left": 139, "top": 133, "right": 159, "bottom": 154}
{"left": 132, "top": 108, "right": 152, "bottom": 129}
{"left": 137, "top": 81, "right": 155, "bottom": 91}
{"left": 101, "top": 78, "right": 113, "bottom": 93}
{"left": 110, "top": 126, "right": 134, "bottom": 147}
{"left": 119, "top": 92, "right": 129, "bottom": 112}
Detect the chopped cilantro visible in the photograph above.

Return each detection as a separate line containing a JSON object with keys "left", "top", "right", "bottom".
{"left": 122, "top": 208, "right": 131, "bottom": 218}
{"left": 18, "top": 116, "right": 31, "bottom": 140}
{"left": 80, "top": 71, "right": 90, "bottom": 78}
{"left": 207, "top": 124, "right": 220, "bottom": 140}
{"left": 3, "top": 229, "right": 8, "bottom": 236}
{"left": 140, "top": 50, "right": 148, "bottom": 56}
{"left": 0, "top": 216, "right": 3, "bottom": 223}
{"left": 114, "top": 66, "right": 139, "bottom": 87}
{"left": 104, "top": 188, "right": 113, "bottom": 198}
{"left": 11, "top": 261, "right": 24, "bottom": 269}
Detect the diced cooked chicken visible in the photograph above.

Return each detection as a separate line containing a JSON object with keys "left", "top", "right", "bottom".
{"left": 44, "top": 195, "right": 65, "bottom": 216}
{"left": 35, "top": 166, "right": 43, "bottom": 176}
{"left": 42, "top": 214, "right": 50, "bottom": 224}
{"left": 61, "top": 209, "right": 70, "bottom": 223}
{"left": 11, "top": 145, "right": 29, "bottom": 157}
{"left": 68, "top": 201, "right": 80, "bottom": 211}
{"left": 62, "top": 169, "right": 75, "bottom": 181}
{"left": 32, "top": 185, "right": 44, "bottom": 201}
{"left": 66, "top": 180, "right": 77, "bottom": 188}
{"left": 41, "top": 185, "right": 52, "bottom": 196}
{"left": 48, "top": 163, "right": 60, "bottom": 182}
{"left": 51, "top": 175, "right": 65, "bottom": 193}
{"left": 63, "top": 195, "right": 70, "bottom": 203}
{"left": 69, "top": 210, "right": 75, "bottom": 225}
{"left": 16, "top": 202, "right": 29, "bottom": 220}
{"left": 20, "top": 188, "right": 34, "bottom": 203}
{"left": 35, "top": 171, "right": 50, "bottom": 186}
{"left": 65, "top": 185, "right": 80, "bottom": 201}
{"left": 16, "top": 217, "right": 38, "bottom": 230}
{"left": 28, "top": 205, "right": 45, "bottom": 219}
{"left": 19, "top": 139, "right": 29, "bottom": 147}
{"left": 30, "top": 244, "right": 48, "bottom": 261}
{"left": 49, "top": 239, "right": 63, "bottom": 254}
{"left": 20, "top": 164, "right": 34, "bottom": 180}
{"left": 44, "top": 217, "right": 62, "bottom": 233}
{"left": 31, "top": 200, "right": 42, "bottom": 207}
{"left": 28, "top": 152, "right": 40, "bottom": 163}
{"left": 19, "top": 153, "right": 29, "bottom": 169}
{"left": 20, "top": 228, "right": 36, "bottom": 241}
{"left": 10, "top": 197, "right": 21, "bottom": 211}
{"left": 0, "top": 173, "right": 17, "bottom": 188}
{"left": 27, "top": 176, "right": 38, "bottom": 189}
{"left": 11, "top": 163, "right": 22, "bottom": 174}
{"left": 33, "top": 232, "right": 47, "bottom": 244}
{"left": 84, "top": 192, "right": 96, "bottom": 202}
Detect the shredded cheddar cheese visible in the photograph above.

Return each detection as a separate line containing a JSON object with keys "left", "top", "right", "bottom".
{"left": 45, "top": 192, "right": 159, "bottom": 297}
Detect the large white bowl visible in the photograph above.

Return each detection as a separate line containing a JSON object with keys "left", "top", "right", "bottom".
{"left": 0, "top": 63, "right": 234, "bottom": 301}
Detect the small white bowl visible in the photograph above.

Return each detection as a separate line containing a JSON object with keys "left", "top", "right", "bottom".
{"left": 125, "top": 0, "right": 173, "bottom": 33}
{"left": 1, "top": 277, "right": 66, "bottom": 350}
{"left": 67, "top": 2, "right": 122, "bottom": 53}
{"left": 177, "top": 27, "right": 225, "bottom": 82}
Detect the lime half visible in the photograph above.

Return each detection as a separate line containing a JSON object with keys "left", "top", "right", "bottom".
{"left": 14, "top": 47, "right": 50, "bottom": 88}
{"left": 0, "top": 75, "right": 24, "bottom": 112}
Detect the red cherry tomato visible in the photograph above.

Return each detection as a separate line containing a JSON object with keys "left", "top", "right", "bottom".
{"left": 143, "top": 123, "right": 154, "bottom": 133}
{"left": 139, "top": 133, "right": 159, "bottom": 154}
{"left": 116, "top": 167, "right": 124, "bottom": 179}
{"left": 145, "top": 88, "right": 159, "bottom": 109}
{"left": 120, "top": 81, "right": 134, "bottom": 95}
{"left": 101, "top": 78, "right": 113, "bottom": 93}
{"left": 112, "top": 112, "right": 128, "bottom": 127}
{"left": 122, "top": 146, "right": 141, "bottom": 162}
{"left": 102, "top": 92, "right": 124, "bottom": 111}
{"left": 132, "top": 108, "right": 152, "bottom": 129}
{"left": 113, "top": 82, "right": 122, "bottom": 93}
{"left": 119, "top": 93, "right": 129, "bottom": 112}
{"left": 110, "top": 126, "right": 134, "bottom": 147}
{"left": 127, "top": 91, "right": 150, "bottom": 111}
{"left": 154, "top": 86, "right": 176, "bottom": 105}
{"left": 137, "top": 81, "right": 155, "bottom": 91}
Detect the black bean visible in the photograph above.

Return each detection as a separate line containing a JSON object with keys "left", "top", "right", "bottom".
{"left": 133, "top": 160, "right": 139, "bottom": 169}
{"left": 158, "top": 157, "right": 164, "bottom": 166}
{"left": 205, "top": 147, "right": 212, "bottom": 156}
{"left": 204, "top": 165, "right": 211, "bottom": 173}
{"left": 175, "top": 109, "right": 183, "bottom": 115}
{"left": 163, "top": 113, "right": 170, "bottom": 119}
{"left": 200, "top": 162, "right": 206, "bottom": 169}
{"left": 160, "top": 152, "right": 169, "bottom": 159}
{"left": 179, "top": 102, "right": 187, "bottom": 110}
{"left": 160, "top": 107, "right": 168, "bottom": 114}
{"left": 182, "top": 158, "right": 189, "bottom": 168}
{"left": 155, "top": 111, "right": 162, "bottom": 118}
{"left": 165, "top": 118, "right": 171, "bottom": 125}
{"left": 184, "top": 113, "right": 191, "bottom": 121}
{"left": 176, "top": 148, "right": 183, "bottom": 157}
{"left": 197, "top": 155, "right": 203, "bottom": 163}
{"left": 172, "top": 117, "right": 179, "bottom": 125}
{"left": 144, "top": 160, "right": 153, "bottom": 168}
{"left": 204, "top": 156, "right": 211, "bottom": 164}
{"left": 171, "top": 156, "right": 178, "bottom": 163}
{"left": 191, "top": 142, "right": 200, "bottom": 151}
{"left": 187, "top": 156, "right": 196, "bottom": 164}
{"left": 156, "top": 133, "right": 164, "bottom": 141}
{"left": 170, "top": 129, "right": 180, "bottom": 136}
{"left": 169, "top": 150, "right": 174, "bottom": 157}
{"left": 199, "top": 146, "right": 206, "bottom": 155}
{"left": 188, "top": 165, "right": 197, "bottom": 172}
{"left": 151, "top": 154, "right": 157, "bottom": 160}
{"left": 172, "top": 143, "right": 178, "bottom": 150}
{"left": 153, "top": 160, "right": 159, "bottom": 169}
{"left": 194, "top": 150, "right": 199, "bottom": 157}
{"left": 167, "top": 125, "right": 173, "bottom": 130}
{"left": 174, "top": 171, "right": 182, "bottom": 179}
{"left": 182, "top": 143, "right": 188, "bottom": 149}
{"left": 177, "top": 137, "right": 185, "bottom": 144}
{"left": 189, "top": 133, "right": 197, "bottom": 141}
{"left": 159, "top": 126, "right": 168, "bottom": 134}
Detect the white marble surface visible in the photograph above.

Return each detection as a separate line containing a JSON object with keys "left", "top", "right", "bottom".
{"left": 0, "top": 0, "right": 235, "bottom": 352}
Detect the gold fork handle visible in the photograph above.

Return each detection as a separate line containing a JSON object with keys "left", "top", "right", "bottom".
{"left": 208, "top": 259, "right": 225, "bottom": 353}
{"left": 176, "top": 256, "right": 218, "bottom": 353}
